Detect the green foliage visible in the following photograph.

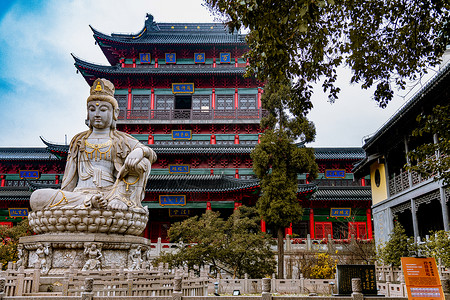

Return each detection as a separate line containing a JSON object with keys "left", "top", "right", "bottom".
{"left": 0, "top": 220, "right": 32, "bottom": 270}
{"left": 205, "top": 0, "right": 449, "bottom": 107}
{"left": 377, "top": 222, "right": 416, "bottom": 266}
{"left": 407, "top": 104, "right": 450, "bottom": 187}
{"left": 252, "top": 128, "right": 317, "bottom": 228}
{"left": 419, "top": 230, "right": 450, "bottom": 268}
{"left": 154, "top": 207, "right": 276, "bottom": 278}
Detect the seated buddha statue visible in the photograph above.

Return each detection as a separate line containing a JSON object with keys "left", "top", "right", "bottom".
{"left": 30, "top": 78, "right": 156, "bottom": 213}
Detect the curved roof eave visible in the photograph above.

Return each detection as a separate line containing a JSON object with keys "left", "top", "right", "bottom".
{"left": 73, "top": 55, "right": 246, "bottom": 76}
{"left": 91, "top": 25, "right": 247, "bottom": 47}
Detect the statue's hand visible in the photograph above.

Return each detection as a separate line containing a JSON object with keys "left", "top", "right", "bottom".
{"left": 123, "top": 148, "right": 144, "bottom": 171}
{"left": 91, "top": 194, "right": 107, "bottom": 209}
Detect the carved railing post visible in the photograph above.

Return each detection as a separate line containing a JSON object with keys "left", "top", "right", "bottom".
{"left": 172, "top": 276, "right": 182, "bottom": 300}
{"left": 262, "top": 278, "right": 272, "bottom": 300}
{"left": 441, "top": 279, "right": 450, "bottom": 300}
{"left": 0, "top": 278, "right": 5, "bottom": 300}
{"left": 81, "top": 278, "right": 94, "bottom": 300}
{"left": 351, "top": 278, "right": 364, "bottom": 300}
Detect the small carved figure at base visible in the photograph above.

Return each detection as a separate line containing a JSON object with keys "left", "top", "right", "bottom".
{"left": 36, "top": 242, "right": 51, "bottom": 275}
{"left": 129, "top": 245, "right": 143, "bottom": 270}
{"left": 82, "top": 243, "right": 103, "bottom": 271}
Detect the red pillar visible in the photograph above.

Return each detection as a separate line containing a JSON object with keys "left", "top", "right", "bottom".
{"left": 150, "top": 88, "right": 155, "bottom": 110}
{"left": 132, "top": 58, "right": 136, "bottom": 68}
{"left": 366, "top": 208, "right": 373, "bottom": 240}
{"left": 235, "top": 57, "right": 238, "bottom": 67}
{"left": 120, "top": 58, "right": 125, "bottom": 68}
{"left": 234, "top": 202, "right": 242, "bottom": 210}
{"left": 127, "top": 88, "right": 132, "bottom": 110}
{"left": 150, "top": 87, "right": 155, "bottom": 119}
{"left": 213, "top": 57, "right": 216, "bottom": 68}
{"left": 155, "top": 57, "right": 158, "bottom": 68}
{"left": 0, "top": 175, "right": 5, "bottom": 187}
{"left": 234, "top": 134, "right": 239, "bottom": 144}
{"left": 210, "top": 169, "right": 214, "bottom": 175}
{"left": 258, "top": 134, "right": 261, "bottom": 144}
{"left": 55, "top": 175, "right": 59, "bottom": 185}
{"left": 309, "top": 209, "right": 315, "bottom": 239}
{"left": 289, "top": 223, "right": 293, "bottom": 236}
{"left": 234, "top": 88, "right": 238, "bottom": 109}
{"left": 206, "top": 201, "right": 212, "bottom": 211}
{"left": 261, "top": 220, "right": 266, "bottom": 233}
{"left": 127, "top": 88, "right": 132, "bottom": 119}
{"left": 212, "top": 88, "right": 216, "bottom": 109}
{"left": 210, "top": 134, "right": 216, "bottom": 144}
{"left": 234, "top": 169, "right": 239, "bottom": 179}
{"left": 148, "top": 134, "right": 154, "bottom": 145}
{"left": 257, "top": 88, "right": 262, "bottom": 109}
{"left": 361, "top": 178, "right": 366, "bottom": 186}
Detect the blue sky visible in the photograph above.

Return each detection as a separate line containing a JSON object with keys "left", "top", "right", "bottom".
{"left": 0, "top": 0, "right": 435, "bottom": 147}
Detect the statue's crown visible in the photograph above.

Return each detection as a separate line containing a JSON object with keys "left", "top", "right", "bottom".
{"left": 87, "top": 78, "right": 118, "bottom": 111}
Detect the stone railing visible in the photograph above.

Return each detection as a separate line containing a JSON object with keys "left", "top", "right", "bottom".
{"left": 147, "top": 234, "right": 373, "bottom": 260}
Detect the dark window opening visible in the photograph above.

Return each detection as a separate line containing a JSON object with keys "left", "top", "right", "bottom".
{"left": 175, "top": 95, "right": 192, "bottom": 109}
{"left": 174, "top": 95, "right": 192, "bottom": 119}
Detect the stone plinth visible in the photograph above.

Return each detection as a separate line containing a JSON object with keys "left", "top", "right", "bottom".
{"left": 28, "top": 208, "right": 148, "bottom": 236}
{"left": 19, "top": 233, "right": 151, "bottom": 274}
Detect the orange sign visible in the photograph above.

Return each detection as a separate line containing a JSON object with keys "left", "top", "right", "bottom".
{"left": 401, "top": 257, "right": 444, "bottom": 300}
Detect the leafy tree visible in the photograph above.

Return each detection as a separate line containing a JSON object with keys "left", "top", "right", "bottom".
{"left": 377, "top": 222, "right": 416, "bottom": 266}
{"left": 418, "top": 230, "right": 450, "bottom": 267}
{"left": 154, "top": 206, "right": 276, "bottom": 278}
{"left": 249, "top": 77, "right": 317, "bottom": 279}
{"left": 205, "top": 0, "right": 449, "bottom": 107}
{"left": 407, "top": 104, "right": 450, "bottom": 187}
{"left": 0, "top": 220, "right": 32, "bottom": 269}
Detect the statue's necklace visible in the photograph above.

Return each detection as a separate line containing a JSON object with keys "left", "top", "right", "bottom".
{"left": 85, "top": 139, "right": 112, "bottom": 161}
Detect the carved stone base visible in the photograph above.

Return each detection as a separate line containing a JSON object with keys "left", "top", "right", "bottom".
{"left": 19, "top": 233, "right": 151, "bottom": 274}
{"left": 28, "top": 208, "right": 149, "bottom": 236}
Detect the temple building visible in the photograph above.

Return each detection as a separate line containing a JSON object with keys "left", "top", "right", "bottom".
{"left": 354, "top": 62, "right": 450, "bottom": 245}
{"left": 0, "top": 14, "right": 372, "bottom": 243}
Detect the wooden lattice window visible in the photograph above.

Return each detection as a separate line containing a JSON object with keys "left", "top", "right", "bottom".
{"left": 314, "top": 222, "right": 332, "bottom": 239}
{"left": 192, "top": 95, "right": 211, "bottom": 110}
{"left": 238, "top": 94, "right": 257, "bottom": 109}
{"left": 132, "top": 95, "right": 150, "bottom": 110}
{"left": 115, "top": 95, "right": 127, "bottom": 110}
{"left": 216, "top": 95, "right": 234, "bottom": 110}
{"left": 156, "top": 95, "right": 174, "bottom": 110}
{"left": 349, "top": 222, "right": 367, "bottom": 239}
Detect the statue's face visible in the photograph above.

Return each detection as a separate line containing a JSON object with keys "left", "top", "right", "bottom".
{"left": 88, "top": 101, "right": 113, "bottom": 129}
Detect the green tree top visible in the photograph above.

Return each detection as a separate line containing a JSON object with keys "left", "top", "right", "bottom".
{"left": 206, "top": 0, "right": 449, "bottom": 108}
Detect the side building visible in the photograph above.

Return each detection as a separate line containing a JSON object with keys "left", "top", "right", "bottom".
{"left": 0, "top": 14, "right": 372, "bottom": 243}
{"left": 354, "top": 62, "right": 450, "bottom": 245}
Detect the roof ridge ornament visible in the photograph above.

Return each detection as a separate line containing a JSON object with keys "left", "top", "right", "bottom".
{"left": 145, "top": 13, "right": 160, "bottom": 32}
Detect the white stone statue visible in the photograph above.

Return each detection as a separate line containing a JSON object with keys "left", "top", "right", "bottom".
{"left": 28, "top": 78, "right": 156, "bottom": 235}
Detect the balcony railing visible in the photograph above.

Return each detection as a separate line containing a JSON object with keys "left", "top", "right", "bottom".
{"left": 118, "top": 108, "right": 268, "bottom": 121}
{"left": 388, "top": 169, "right": 427, "bottom": 196}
